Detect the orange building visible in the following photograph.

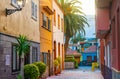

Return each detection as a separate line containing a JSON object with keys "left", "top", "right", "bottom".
{"left": 39, "top": 0, "right": 54, "bottom": 76}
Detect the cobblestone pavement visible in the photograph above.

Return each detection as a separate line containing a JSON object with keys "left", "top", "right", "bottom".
{"left": 47, "top": 66, "right": 104, "bottom": 79}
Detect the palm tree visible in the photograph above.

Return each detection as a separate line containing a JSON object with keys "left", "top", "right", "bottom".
{"left": 70, "top": 33, "right": 86, "bottom": 44}
{"left": 16, "top": 35, "right": 30, "bottom": 78}
{"left": 58, "top": 0, "right": 89, "bottom": 53}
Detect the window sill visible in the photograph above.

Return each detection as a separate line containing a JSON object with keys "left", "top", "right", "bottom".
{"left": 42, "top": 26, "right": 51, "bottom": 32}
{"left": 11, "top": 71, "right": 20, "bottom": 75}
{"left": 32, "top": 16, "right": 37, "bottom": 21}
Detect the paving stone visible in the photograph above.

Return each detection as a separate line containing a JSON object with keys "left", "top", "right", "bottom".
{"left": 47, "top": 67, "right": 104, "bottom": 79}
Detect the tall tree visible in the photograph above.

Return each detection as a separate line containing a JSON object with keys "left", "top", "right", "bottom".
{"left": 70, "top": 33, "right": 86, "bottom": 44}
{"left": 59, "top": 0, "right": 89, "bottom": 53}
{"left": 16, "top": 35, "right": 30, "bottom": 79}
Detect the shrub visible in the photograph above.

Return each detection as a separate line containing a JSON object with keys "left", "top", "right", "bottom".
{"left": 54, "top": 59, "right": 60, "bottom": 67}
{"left": 74, "top": 59, "right": 78, "bottom": 68}
{"left": 65, "top": 56, "right": 79, "bottom": 69}
{"left": 24, "top": 64, "right": 39, "bottom": 79}
{"left": 17, "top": 74, "right": 22, "bottom": 79}
{"left": 56, "top": 56, "right": 61, "bottom": 64}
{"left": 34, "top": 62, "right": 46, "bottom": 77}
{"left": 65, "top": 56, "right": 74, "bottom": 62}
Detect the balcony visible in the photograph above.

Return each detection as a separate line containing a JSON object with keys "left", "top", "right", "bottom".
{"left": 96, "top": 8, "right": 110, "bottom": 38}
{"left": 95, "top": 0, "right": 111, "bottom": 38}
{"left": 96, "top": 0, "right": 112, "bottom": 8}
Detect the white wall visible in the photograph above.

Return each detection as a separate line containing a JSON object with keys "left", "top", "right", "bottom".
{"left": 53, "top": 0, "right": 64, "bottom": 57}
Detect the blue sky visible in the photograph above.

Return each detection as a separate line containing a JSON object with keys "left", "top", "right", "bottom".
{"left": 80, "top": 0, "right": 96, "bottom": 38}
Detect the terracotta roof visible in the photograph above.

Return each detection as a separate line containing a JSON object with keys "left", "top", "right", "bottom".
{"left": 69, "top": 44, "right": 79, "bottom": 46}
{"left": 66, "top": 48, "right": 81, "bottom": 57}
{"left": 84, "top": 45, "right": 97, "bottom": 53}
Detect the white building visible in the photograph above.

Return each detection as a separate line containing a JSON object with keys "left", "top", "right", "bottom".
{"left": 52, "top": 0, "right": 64, "bottom": 71}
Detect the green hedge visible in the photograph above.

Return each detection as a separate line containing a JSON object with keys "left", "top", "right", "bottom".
{"left": 65, "top": 56, "right": 74, "bottom": 62}
{"left": 34, "top": 62, "right": 46, "bottom": 77}
{"left": 74, "top": 59, "right": 78, "bottom": 68}
{"left": 24, "top": 64, "right": 39, "bottom": 79}
{"left": 65, "top": 57, "right": 78, "bottom": 69}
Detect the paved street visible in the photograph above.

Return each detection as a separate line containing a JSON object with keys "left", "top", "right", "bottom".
{"left": 47, "top": 66, "right": 104, "bottom": 79}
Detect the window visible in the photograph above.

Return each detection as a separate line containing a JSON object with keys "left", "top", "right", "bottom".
{"left": 48, "top": 18, "right": 51, "bottom": 31}
{"left": 58, "top": 15, "right": 60, "bottom": 29}
{"left": 11, "top": 0, "right": 18, "bottom": 7}
{"left": 42, "top": 13, "right": 51, "bottom": 31}
{"left": 58, "top": 43, "right": 60, "bottom": 56}
{"left": 32, "top": 47, "right": 38, "bottom": 63}
{"left": 42, "top": 13, "right": 47, "bottom": 27}
{"left": 112, "top": 18, "right": 116, "bottom": 49}
{"left": 61, "top": 18, "right": 64, "bottom": 32}
{"left": 12, "top": 44, "right": 20, "bottom": 72}
{"left": 54, "top": 10, "right": 56, "bottom": 25}
{"left": 94, "top": 56, "right": 97, "bottom": 62}
{"left": 42, "top": 53, "right": 48, "bottom": 65}
{"left": 87, "top": 56, "right": 92, "bottom": 63}
{"left": 32, "top": 1, "right": 37, "bottom": 20}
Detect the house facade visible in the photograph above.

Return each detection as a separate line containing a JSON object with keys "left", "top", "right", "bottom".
{"left": 96, "top": 0, "right": 120, "bottom": 79}
{"left": 0, "top": 0, "right": 40, "bottom": 79}
{"left": 39, "top": 0, "right": 54, "bottom": 76}
{"left": 53, "top": 0, "right": 64, "bottom": 73}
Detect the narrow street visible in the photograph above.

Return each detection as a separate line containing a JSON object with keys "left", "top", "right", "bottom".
{"left": 47, "top": 67, "right": 104, "bottom": 79}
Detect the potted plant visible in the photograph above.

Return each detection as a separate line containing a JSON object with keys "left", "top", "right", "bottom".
{"left": 53, "top": 59, "right": 60, "bottom": 75}
{"left": 56, "top": 56, "right": 61, "bottom": 74}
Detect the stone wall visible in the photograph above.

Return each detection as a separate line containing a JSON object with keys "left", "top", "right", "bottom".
{"left": 64, "top": 62, "right": 74, "bottom": 69}
{"left": 0, "top": 33, "right": 40, "bottom": 79}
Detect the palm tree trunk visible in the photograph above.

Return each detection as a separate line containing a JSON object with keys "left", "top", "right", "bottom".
{"left": 64, "top": 36, "right": 70, "bottom": 57}
{"left": 20, "top": 53, "right": 24, "bottom": 79}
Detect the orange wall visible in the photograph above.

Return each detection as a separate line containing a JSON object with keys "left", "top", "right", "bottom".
{"left": 0, "top": 0, "right": 40, "bottom": 42}
{"left": 40, "top": 0, "right": 53, "bottom": 53}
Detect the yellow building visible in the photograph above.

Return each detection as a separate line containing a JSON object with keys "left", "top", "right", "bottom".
{"left": 39, "top": 0, "right": 54, "bottom": 76}
{"left": 0, "top": 0, "right": 40, "bottom": 78}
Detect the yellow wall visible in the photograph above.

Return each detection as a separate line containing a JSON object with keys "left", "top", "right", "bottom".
{"left": 0, "top": 0, "right": 40, "bottom": 42}
{"left": 40, "top": 0, "right": 53, "bottom": 53}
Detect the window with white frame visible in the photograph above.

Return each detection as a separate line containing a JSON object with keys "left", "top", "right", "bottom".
{"left": 12, "top": 44, "right": 21, "bottom": 72}
{"left": 11, "top": 0, "right": 18, "bottom": 7}
{"left": 32, "top": 1, "right": 37, "bottom": 20}
{"left": 32, "top": 47, "right": 38, "bottom": 63}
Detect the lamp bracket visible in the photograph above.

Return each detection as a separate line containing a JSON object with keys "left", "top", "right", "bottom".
{"left": 6, "top": 8, "right": 22, "bottom": 16}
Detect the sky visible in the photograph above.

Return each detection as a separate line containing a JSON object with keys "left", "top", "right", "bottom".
{"left": 80, "top": 0, "right": 95, "bottom": 15}
{"left": 80, "top": 0, "right": 96, "bottom": 38}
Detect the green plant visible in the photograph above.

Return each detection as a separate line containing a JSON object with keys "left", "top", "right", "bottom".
{"left": 16, "top": 35, "right": 30, "bottom": 57}
{"left": 65, "top": 57, "right": 78, "bottom": 69}
{"left": 24, "top": 64, "right": 39, "bottom": 79}
{"left": 74, "top": 59, "right": 78, "bottom": 68}
{"left": 16, "top": 35, "right": 30, "bottom": 78}
{"left": 58, "top": 0, "right": 89, "bottom": 53}
{"left": 17, "top": 74, "right": 22, "bottom": 79}
{"left": 54, "top": 59, "right": 60, "bottom": 67}
{"left": 65, "top": 56, "right": 75, "bottom": 62}
{"left": 34, "top": 62, "right": 46, "bottom": 77}
{"left": 56, "top": 56, "right": 61, "bottom": 64}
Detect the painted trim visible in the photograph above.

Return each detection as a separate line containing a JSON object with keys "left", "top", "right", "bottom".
{"left": 0, "top": 32, "right": 40, "bottom": 44}
{"left": 112, "top": 67, "right": 120, "bottom": 73}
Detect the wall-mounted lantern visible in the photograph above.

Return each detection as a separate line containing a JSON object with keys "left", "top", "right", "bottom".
{"left": 6, "top": 0, "right": 26, "bottom": 16}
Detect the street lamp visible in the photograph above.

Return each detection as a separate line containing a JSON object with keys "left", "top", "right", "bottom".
{"left": 6, "top": 0, "right": 26, "bottom": 16}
